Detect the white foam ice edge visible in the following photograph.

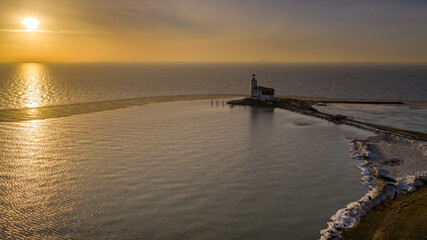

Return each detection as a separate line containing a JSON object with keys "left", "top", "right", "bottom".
{"left": 319, "top": 139, "right": 426, "bottom": 240}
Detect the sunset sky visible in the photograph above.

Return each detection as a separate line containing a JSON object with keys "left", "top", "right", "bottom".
{"left": 1, "top": 0, "right": 427, "bottom": 62}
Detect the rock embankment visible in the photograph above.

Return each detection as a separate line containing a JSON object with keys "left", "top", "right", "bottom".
{"left": 319, "top": 134, "right": 426, "bottom": 240}
{"left": 339, "top": 184, "right": 427, "bottom": 240}
{"left": 227, "top": 97, "right": 317, "bottom": 113}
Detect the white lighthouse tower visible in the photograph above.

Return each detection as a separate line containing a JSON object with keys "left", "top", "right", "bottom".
{"left": 249, "top": 74, "right": 258, "bottom": 98}
{"left": 248, "top": 73, "right": 275, "bottom": 101}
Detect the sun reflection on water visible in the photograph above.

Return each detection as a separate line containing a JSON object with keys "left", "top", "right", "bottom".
{"left": 0, "top": 119, "right": 71, "bottom": 238}
{"left": 18, "top": 63, "right": 45, "bottom": 108}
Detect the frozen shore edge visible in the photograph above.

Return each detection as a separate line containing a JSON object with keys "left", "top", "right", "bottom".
{"left": 319, "top": 136, "right": 427, "bottom": 240}
{"left": 228, "top": 97, "right": 427, "bottom": 239}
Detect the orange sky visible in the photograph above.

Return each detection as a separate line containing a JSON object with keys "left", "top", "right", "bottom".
{"left": 1, "top": 0, "right": 427, "bottom": 62}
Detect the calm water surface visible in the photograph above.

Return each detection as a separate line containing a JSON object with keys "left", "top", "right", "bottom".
{"left": 0, "top": 63, "right": 426, "bottom": 109}
{"left": 0, "top": 100, "right": 372, "bottom": 239}
{"left": 0, "top": 63, "right": 425, "bottom": 239}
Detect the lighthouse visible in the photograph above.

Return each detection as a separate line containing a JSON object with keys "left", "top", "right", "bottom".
{"left": 248, "top": 74, "right": 275, "bottom": 101}
{"left": 249, "top": 74, "right": 258, "bottom": 97}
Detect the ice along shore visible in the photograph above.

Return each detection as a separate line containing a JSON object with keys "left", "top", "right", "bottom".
{"left": 227, "top": 97, "right": 427, "bottom": 240}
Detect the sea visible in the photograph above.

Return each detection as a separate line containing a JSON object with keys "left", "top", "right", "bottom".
{"left": 0, "top": 63, "right": 426, "bottom": 239}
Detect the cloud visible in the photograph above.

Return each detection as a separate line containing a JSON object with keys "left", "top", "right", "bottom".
{"left": 1, "top": 0, "right": 427, "bottom": 62}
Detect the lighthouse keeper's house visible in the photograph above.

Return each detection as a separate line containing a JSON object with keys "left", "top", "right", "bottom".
{"left": 249, "top": 74, "right": 275, "bottom": 102}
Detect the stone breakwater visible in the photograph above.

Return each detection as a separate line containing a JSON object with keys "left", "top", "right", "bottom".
{"left": 319, "top": 134, "right": 427, "bottom": 240}
{"left": 228, "top": 97, "right": 427, "bottom": 141}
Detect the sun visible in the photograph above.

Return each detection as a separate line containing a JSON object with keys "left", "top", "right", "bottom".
{"left": 22, "top": 17, "right": 39, "bottom": 31}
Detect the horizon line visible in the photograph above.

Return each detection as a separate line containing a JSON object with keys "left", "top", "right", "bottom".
{"left": 1, "top": 61, "right": 427, "bottom": 64}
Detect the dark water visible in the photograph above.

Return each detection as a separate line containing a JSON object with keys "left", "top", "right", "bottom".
{"left": 0, "top": 63, "right": 425, "bottom": 239}
{"left": 0, "top": 63, "right": 426, "bottom": 109}
{"left": 0, "top": 100, "right": 372, "bottom": 239}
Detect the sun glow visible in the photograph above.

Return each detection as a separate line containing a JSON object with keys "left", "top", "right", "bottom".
{"left": 20, "top": 63, "right": 44, "bottom": 108}
{"left": 22, "top": 17, "right": 39, "bottom": 32}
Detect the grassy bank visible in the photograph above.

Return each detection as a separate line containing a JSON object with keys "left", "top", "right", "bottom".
{"left": 341, "top": 184, "right": 427, "bottom": 240}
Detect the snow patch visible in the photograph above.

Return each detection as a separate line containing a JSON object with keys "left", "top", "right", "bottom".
{"left": 319, "top": 136, "right": 426, "bottom": 240}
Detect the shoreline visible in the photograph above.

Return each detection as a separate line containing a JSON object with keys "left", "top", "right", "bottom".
{"left": 321, "top": 134, "right": 426, "bottom": 239}
{"left": 227, "top": 97, "right": 427, "bottom": 239}
{"left": 0, "top": 94, "right": 243, "bottom": 122}
{"left": 227, "top": 97, "right": 427, "bottom": 141}
{"left": 340, "top": 184, "right": 427, "bottom": 240}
